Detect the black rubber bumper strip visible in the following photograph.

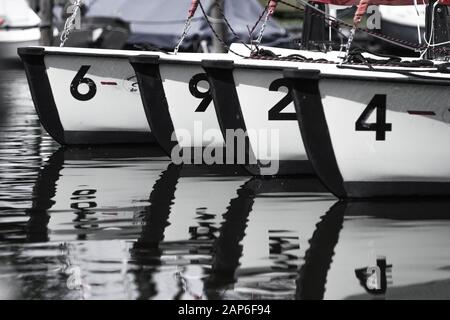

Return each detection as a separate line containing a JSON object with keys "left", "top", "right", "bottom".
{"left": 201, "top": 60, "right": 257, "bottom": 169}
{"left": 129, "top": 55, "right": 177, "bottom": 157}
{"left": 284, "top": 69, "right": 346, "bottom": 198}
{"left": 18, "top": 47, "right": 65, "bottom": 145}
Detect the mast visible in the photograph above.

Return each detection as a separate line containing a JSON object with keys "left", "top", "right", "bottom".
{"left": 39, "top": 0, "right": 54, "bottom": 46}
{"left": 301, "top": 1, "right": 328, "bottom": 50}
{"left": 211, "top": 0, "right": 227, "bottom": 53}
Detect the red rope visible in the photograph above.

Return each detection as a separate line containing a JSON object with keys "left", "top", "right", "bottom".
{"left": 188, "top": 0, "right": 200, "bottom": 19}
{"left": 353, "top": 0, "right": 370, "bottom": 26}
{"left": 268, "top": 0, "right": 279, "bottom": 16}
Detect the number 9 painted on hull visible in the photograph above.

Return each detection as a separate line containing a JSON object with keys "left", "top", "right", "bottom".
{"left": 189, "top": 73, "right": 213, "bottom": 113}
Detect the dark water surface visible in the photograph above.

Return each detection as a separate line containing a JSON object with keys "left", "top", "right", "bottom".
{"left": 1, "top": 63, "right": 450, "bottom": 300}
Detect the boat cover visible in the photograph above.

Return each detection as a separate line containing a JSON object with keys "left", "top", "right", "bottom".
{"left": 84, "top": 0, "right": 290, "bottom": 50}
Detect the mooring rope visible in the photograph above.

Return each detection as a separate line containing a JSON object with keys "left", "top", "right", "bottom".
{"left": 174, "top": 0, "right": 200, "bottom": 54}
{"left": 254, "top": 0, "right": 279, "bottom": 45}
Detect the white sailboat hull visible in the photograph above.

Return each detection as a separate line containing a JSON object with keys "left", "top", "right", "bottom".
{"left": 19, "top": 47, "right": 161, "bottom": 145}
{"left": 46, "top": 55, "right": 150, "bottom": 136}
{"left": 19, "top": 45, "right": 251, "bottom": 146}
{"left": 0, "top": 0, "right": 41, "bottom": 60}
{"left": 321, "top": 79, "right": 450, "bottom": 182}
{"left": 0, "top": 28, "right": 40, "bottom": 60}
{"left": 286, "top": 66, "right": 450, "bottom": 198}
{"left": 131, "top": 46, "right": 340, "bottom": 170}
{"left": 201, "top": 49, "right": 357, "bottom": 175}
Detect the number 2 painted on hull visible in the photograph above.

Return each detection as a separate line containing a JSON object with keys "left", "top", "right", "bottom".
{"left": 189, "top": 73, "right": 213, "bottom": 112}
{"left": 71, "top": 65, "right": 97, "bottom": 101}
{"left": 268, "top": 79, "right": 296, "bottom": 121}
{"left": 355, "top": 94, "right": 392, "bottom": 141}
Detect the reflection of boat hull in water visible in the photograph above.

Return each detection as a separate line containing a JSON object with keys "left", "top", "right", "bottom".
{"left": 286, "top": 68, "right": 450, "bottom": 198}
{"left": 28, "top": 147, "right": 250, "bottom": 244}
{"left": 0, "top": 0, "right": 40, "bottom": 60}
{"left": 0, "top": 33, "right": 40, "bottom": 60}
{"left": 325, "top": 199, "right": 450, "bottom": 300}
{"left": 203, "top": 176, "right": 333, "bottom": 299}
{"left": 28, "top": 147, "right": 168, "bottom": 242}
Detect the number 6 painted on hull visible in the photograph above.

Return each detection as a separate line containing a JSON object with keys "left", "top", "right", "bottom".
{"left": 71, "top": 65, "right": 97, "bottom": 101}
{"left": 355, "top": 94, "right": 392, "bottom": 141}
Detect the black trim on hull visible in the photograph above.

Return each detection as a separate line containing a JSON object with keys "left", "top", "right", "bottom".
{"left": 285, "top": 69, "right": 346, "bottom": 198}
{"left": 201, "top": 61, "right": 248, "bottom": 135}
{"left": 203, "top": 60, "right": 313, "bottom": 176}
{"left": 18, "top": 47, "right": 65, "bottom": 145}
{"left": 130, "top": 55, "right": 178, "bottom": 156}
{"left": 25, "top": 149, "right": 65, "bottom": 243}
{"left": 202, "top": 60, "right": 255, "bottom": 172}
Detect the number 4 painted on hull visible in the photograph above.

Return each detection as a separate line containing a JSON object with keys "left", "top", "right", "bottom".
{"left": 355, "top": 94, "right": 392, "bottom": 141}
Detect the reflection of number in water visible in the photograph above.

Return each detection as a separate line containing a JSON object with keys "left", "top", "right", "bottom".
{"left": 366, "top": 267, "right": 381, "bottom": 290}
{"left": 354, "top": 257, "right": 392, "bottom": 295}
{"left": 71, "top": 189, "right": 98, "bottom": 231}
{"left": 269, "top": 231, "right": 300, "bottom": 271}
{"left": 189, "top": 208, "right": 218, "bottom": 243}
{"left": 71, "top": 189, "right": 97, "bottom": 210}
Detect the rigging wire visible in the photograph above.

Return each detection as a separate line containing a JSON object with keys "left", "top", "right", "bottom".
{"left": 277, "top": 0, "right": 425, "bottom": 52}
